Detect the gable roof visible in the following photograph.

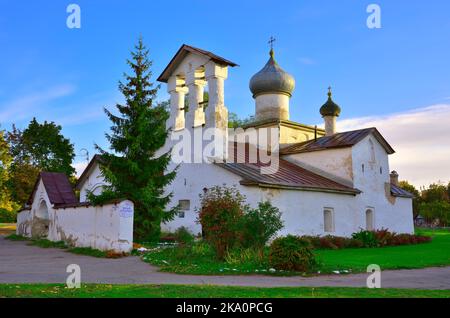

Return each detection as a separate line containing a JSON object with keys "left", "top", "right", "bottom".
{"left": 215, "top": 143, "right": 361, "bottom": 195}
{"left": 28, "top": 172, "right": 78, "bottom": 206}
{"left": 280, "top": 127, "right": 395, "bottom": 155}
{"left": 75, "top": 154, "right": 103, "bottom": 190}
{"left": 157, "top": 44, "right": 238, "bottom": 83}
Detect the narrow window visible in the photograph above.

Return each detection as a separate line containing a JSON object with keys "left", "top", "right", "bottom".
{"left": 324, "top": 209, "right": 334, "bottom": 233}
{"left": 380, "top": 166, "right": 383, "bottom": 174}
{"left": 366, "top": 209, "right": 374, "bottom": 231}
{"left": 362, "top": 164, "right": 365, "bottom": 173}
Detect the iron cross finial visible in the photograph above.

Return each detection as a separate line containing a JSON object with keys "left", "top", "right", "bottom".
{"left": 268, "top": 36, "right": 276, "bottom": 50}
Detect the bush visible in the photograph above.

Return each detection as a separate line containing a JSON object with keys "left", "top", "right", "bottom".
{"left": 174, "top": 226, "right": 194, "bottom": 245}
{"left": 240, "top": 201, "right": 284, "bottom": 253}
{"left": 0, "top": 208, "right": 16, "bottom": 223}
{"left": 352, "top": 230, "right": 378, "bottom": 248}
{"left": 225, "top": 248, "right": 262, "bottom": 266}
{"left": 268, "top": 235, "right": 316, "bottom": 272}
{"left": 198, "top": 186, "right": 246, "bottom": 259}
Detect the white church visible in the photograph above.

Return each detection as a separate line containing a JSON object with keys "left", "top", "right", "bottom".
{"left": 76, "top": 44, "right": 415, "bottom": 238}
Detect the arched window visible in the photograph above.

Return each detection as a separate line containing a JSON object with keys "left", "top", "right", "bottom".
{"left": 37, "top": 200, "right": 49, "bottom": 220}
{"left": 366, "top": 209, "right": 374, "bottom": 231}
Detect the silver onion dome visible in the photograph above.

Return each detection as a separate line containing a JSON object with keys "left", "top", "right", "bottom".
{"left": 249, "top": 49, "right": 295, "bottom": 98}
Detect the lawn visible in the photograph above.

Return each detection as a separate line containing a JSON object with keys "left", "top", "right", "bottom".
{"left": 0, "top": 223, "right": 16, "bottom": 236}
{"left": 141, "top": 228, "right": 450, "bottom": 275}
{"left": 316, "top": 228, "right": 450, "bottom": 273}
{"left": 0, "top": 284, "right": 448, "bottom": 298}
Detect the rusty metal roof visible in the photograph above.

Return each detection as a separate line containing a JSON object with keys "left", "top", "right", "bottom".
{"left": 391, "top": 184, "right": 414, "bottom": 198}
{"left": 28, "top": 172, "right": 78, "bottom": 206}
{"left": 280, "top": 127, "right": 395, "bottom": 155}
{"left": 215, "top": 143, "right": 360, "bottom": 195}
{"left": 157, "top": 44, "right": 238, "bottom": 83}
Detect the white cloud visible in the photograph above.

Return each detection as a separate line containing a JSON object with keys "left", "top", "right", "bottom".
{"left": 335, "top": 104, "right": 450, "bottom": 188}
{"left": 0, "top": 84, "right": 76, "bottom": 123}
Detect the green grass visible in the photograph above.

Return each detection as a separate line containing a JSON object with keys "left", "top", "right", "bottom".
{"left": 29, "top": 239, "right": 68, "bottom": 249}
{"left": 142, "top": 228, "right": 450, "bottom": 276}
{"left": 316, "top": 228, "right": 450, "bottom": 273}
{"left": 68, "top": 247, "right": 108, "bottom": 258}
{"left": 0, "top": 284, "right": 448, "bottom": 298}
{"left": 4, "top": 233, "right": 27, "bottom": 241}
{"left": 141, "top": 242, "right": 281, "bottom": 276}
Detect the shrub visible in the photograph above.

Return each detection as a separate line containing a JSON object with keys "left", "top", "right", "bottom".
{"left": 198, "top": 186, "right": 246, "bottom": 259}
{"left": 225, "top": 248, "right": 262, "bottom": 266}
{"left": 174, "top": 226, "right": 194, "bottom": 245}
{"left": 352, "top": 230, "right": 378, "bottom": 248}
{"left": 373, "top": 228, "right": 396, "bottom": 246}
{"left": 240, "top": 201, "right": 284, "bottom": 254}
{"left": 0, "top": 208, "right": 16, "bottom": 223}
{"left": 268, "top": 235, "right": 317, "bottom": 272}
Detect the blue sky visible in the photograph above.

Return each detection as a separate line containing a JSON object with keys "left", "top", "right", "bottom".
{"left": 1, "top": 1, "right": 449, "bottom": 186}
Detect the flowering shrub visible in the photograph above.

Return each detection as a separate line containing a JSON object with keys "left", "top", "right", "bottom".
{"left": 198, "top": 186, "right": 246, "bottom": 259}
{"left": 301, "top": 229, "right": 431, "bottom": 250}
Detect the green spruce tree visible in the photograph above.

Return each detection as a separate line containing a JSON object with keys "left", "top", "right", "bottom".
{"left": 92, "top": 38, "right": 178, "bottom": 242}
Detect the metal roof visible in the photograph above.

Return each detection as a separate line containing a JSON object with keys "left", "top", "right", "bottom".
{"left": 157, "top": 44, "right": 238, "bottom": 83}
{"left": 215, "top": 143, "right": 361, "bottom": 195}
{"left": 28, "top": 172, "right": 78, "bottom": 206}
{"left": 280, "top": 127, "right": 395, "bottom": 155}
{"left": 390, "top": 184, "right": 415, "bottom": 198}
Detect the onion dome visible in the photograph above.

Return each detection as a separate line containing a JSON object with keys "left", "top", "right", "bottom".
{"left": 320, "top": 87, "right": 341, "bottom": 117}
{"left": 249, "top": 49, "right": 295, "bottom": 98}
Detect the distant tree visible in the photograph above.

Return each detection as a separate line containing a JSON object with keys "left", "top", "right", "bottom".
{"left": 422, "top": 183, "right": 448, "bottom": 203}
{"left": 7, "top": 119, "right": 75, "bottom": 176}
{"left": 90, "top": 38, "right": 178, "bottom": 242}
{"left": 399, "top": 181, "right": 421, "bottom": 218}
{"left": 6, "top": 119, "right": 75, "bottom": 206}
{"left": 0, "top": 130, "right": 17, "bottom": 211}
{"left": 228, "top": 112, "right": 255, "bottom": 128}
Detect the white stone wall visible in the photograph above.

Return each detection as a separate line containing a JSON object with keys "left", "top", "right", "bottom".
{"left": 163, "top": 162, "right": 361, "bottom": 237}
{"left": 284, "top": 147, "right": 354, "bottom": 185}
{"left": 351, "top": 135, "right": 414, "bottom": 234}
{"left": 48, "top": 200, "right": 134, "bottom": 253}
{"left": 16, "top": 178, "right": 134, "bottom": 253}
{"left": 16, "top": 210, "right": 31, "bottom": 237}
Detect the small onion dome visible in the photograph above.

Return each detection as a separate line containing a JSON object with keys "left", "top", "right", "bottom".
{"left": 249, "top": 49, "right": 295, "bottom": 98}
{"left": 320, "top": 87, "right": 341, "bottom": 117}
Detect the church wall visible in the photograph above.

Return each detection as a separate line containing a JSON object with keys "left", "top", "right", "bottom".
{"left": 279, "top": 125, "right": 321, "bottom": 145}
{"left": 163, "top": 162, "right": 363, "bottom": 237}
{"left": 283, "top": 148, "right": 354, "bottom": 185}
{"left": 351, "top": 135, "right": 414, "bottom": 234}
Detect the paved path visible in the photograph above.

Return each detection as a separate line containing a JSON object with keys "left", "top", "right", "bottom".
{"left": 1, "top": 236, "right": 449, "bottom": 290}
